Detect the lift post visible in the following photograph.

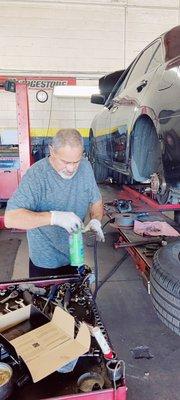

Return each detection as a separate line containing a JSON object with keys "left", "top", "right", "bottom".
{"left": 15, "top": 81, "right": 31, "bottom": 179}
{"left": 0, "top": 79, "right": 31, "bottom": 228}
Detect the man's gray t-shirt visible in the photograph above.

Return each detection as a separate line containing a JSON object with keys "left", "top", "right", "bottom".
{"left": 6, "top": 157, "right": 101, "bottom": 268}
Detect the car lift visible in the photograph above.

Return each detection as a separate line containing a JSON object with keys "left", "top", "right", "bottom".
{"left": 104, "top": 184, "right": 180, "bottom": 289}
{"left": 0, "top": 78, "right": 31, "bottom": 229}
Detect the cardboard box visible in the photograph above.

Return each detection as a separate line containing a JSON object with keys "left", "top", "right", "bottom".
{"left": 0, "top": 305, "right": 90, "bottom": 383}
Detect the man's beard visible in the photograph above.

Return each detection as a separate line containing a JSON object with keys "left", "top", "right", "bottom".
{"left": 58, "top": 169, "right": 77, "bottom": 179}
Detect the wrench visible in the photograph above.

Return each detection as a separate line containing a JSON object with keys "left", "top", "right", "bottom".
{"left": 0, "top": 290, "right": 18, "bottom": 304}
{"left": 4, "top": 303, "right": 11, "bottom": 313}
{"left": 15, "top": 299, "right": 25, "bottom": 307}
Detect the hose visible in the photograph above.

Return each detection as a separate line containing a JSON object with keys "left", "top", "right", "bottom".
{"left": 92, "top": 217, "right": 129, "bottom": 299}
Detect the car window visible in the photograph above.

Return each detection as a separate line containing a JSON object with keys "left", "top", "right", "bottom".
{"left": 146, "top": 43, "right": 163, "bottom": 72}
{"left": 106, "top": 64, "right": 133, "bottom": 104}
{"left": 164, "top": 26, "right": 180, "bottom": 61}
{"left": 124, "top": 41, "right": 160, "bottom": 89}
{"left": 113, "top": 62, "right": 135, "bottom": 97}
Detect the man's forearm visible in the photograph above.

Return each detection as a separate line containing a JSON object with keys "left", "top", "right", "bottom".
{"left": 4, "top": 209, "right": 51, "bottom": 230}
{"left": 90, "top": 199, "right": 104, "bottom": 222}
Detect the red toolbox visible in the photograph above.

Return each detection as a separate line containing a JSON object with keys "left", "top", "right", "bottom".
{"left": 0, "top": 273, "right": 127, "bottom": 400}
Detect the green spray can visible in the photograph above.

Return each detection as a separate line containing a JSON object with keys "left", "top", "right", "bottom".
{"left": 69, "top": 230, "right": 84, "bottom": 267}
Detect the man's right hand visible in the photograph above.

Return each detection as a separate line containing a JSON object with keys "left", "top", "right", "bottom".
{"left": 50, "top": 211, "right": 82, "bottom": 233}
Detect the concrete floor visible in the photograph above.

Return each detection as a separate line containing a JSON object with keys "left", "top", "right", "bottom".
{"left": 0, "top": 183, "right": 180, "bottom": 399}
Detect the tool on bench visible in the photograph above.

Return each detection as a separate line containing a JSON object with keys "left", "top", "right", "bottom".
{"left": 18, "top": 283, "right": 46, "bottom": 296}
{"left": 22, "top": 290, "right": 34, "bottom": 305}
{"left": 142, "top": 242, "right": 161, "bottom": 257}
{"left": 115, "top": 199, "right": 132, "bottom": 213}
{"left": 63, "top": 285, "right": 72, "bottom": 311}
{"left": 105, "top": 199, "right": 132, "bottom": 213}
{"left": 42, "top": 284, "right": 59, "bottom": 313}
{"left": 0, "top": 290, "right": 18, "bottom": 304}
{"left": 115, "top": 213, "right": 134, "bottom": 228}
{"left": 144, "top": 243, "right": 160, "bottom": 250}
{"left": 136, "top": 212, "right": 149, "bottom": 221}
{"left": 115, "top": 238, "right": 167, "bottom": 249}
{"left": 4, "top": 303, "right": 11, "bottom": 313}
{"left": 15, "top": 299, "right": 25, "bottom": 307}
{"left": 0, "top": 290, "right": 7, "bottom": 297}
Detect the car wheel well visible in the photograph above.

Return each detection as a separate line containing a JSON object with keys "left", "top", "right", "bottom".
{"left": 130, "top": 115, "right": 158, "bottom": 147}
{"left": 130, "top": 116, "right": 162, "bottom": 182}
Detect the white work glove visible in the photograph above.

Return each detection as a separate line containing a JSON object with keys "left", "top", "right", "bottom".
{"left": 50, "top": 211, "right": 82, "bottom": 234}
{"left": 83, "top": 219, "right": 105, "bottom": 242}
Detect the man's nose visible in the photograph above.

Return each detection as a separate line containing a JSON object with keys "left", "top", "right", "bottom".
{"left": 66, "top": 163, "right": 76, "bottom": 173}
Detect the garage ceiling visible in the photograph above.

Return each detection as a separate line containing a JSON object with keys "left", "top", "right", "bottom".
{"left": 0, "top": 0, "right": 123, "bottom": 4}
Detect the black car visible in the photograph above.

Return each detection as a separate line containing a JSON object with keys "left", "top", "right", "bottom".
{"left": 89, "top": 25, "right": 180, "bottom": 204}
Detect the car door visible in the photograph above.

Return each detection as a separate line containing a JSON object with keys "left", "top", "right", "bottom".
{"left": 90, "top": 68, "right": 132, "bottom": 168}
{"left": 91, "top": 107, "right": 112, "bottom": 165}
{"left": 108, "top": 40, "right": 163, "bottom": 172}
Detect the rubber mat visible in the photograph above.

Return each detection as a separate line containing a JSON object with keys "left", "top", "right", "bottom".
{"left": 0, "top": 238, "right": 21, "bottom": 281}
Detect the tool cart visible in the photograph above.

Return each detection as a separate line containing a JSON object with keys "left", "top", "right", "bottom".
{"left": 0, "top": 268, "right": 127, "bottom": 400}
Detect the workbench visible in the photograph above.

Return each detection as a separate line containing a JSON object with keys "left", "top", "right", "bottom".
{"left": 104, "top": 185, "right": 180, "bottom": 287}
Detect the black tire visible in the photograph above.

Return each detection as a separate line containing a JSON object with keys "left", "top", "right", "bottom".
{"left": 130, "top": 118, "right": 161, "bottom": 182}
{"left": 89, "top": 132, "right": 109, "bottom": 183}
{"left": 93, "top": 159, "right": 109, "bottom": 183}
{"left": 150, "top": 239, "right": 180, "bottom": 335}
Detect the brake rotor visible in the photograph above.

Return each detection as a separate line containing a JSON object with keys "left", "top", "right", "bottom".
{"left": 150, "top": 173, "right": 170, "bottom": 204}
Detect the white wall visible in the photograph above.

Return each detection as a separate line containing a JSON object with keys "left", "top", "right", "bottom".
{"left": 0, "top": 0, "right": 179, "bottom": 74}
{"left": 0, "top": 0, "right": 179, "bottom": 143}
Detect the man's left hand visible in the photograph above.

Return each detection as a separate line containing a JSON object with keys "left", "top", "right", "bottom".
{"left": 84, "top": 219, "right": 105, "bottom": 242}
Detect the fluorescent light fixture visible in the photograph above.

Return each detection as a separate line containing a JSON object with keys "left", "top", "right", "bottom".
{"left": 53, "top": 85, "right": 99, "bottom": 97}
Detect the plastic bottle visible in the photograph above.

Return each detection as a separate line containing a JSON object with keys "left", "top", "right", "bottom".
{"left": 90, "top": 326, "right": 114, "bottom": 359}
{"left": 69, "top": 230, "right": 84, "bottom": 267}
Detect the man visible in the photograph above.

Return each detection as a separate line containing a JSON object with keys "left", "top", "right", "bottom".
{"left": 5, "top": 129, "right": 104, "bottom": 277}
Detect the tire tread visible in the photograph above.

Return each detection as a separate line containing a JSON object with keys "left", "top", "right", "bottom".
{"left": 150, "top": 241, "right": 180, "bottom": 335}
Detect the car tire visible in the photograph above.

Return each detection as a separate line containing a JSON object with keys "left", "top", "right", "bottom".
{"left": 93, "top": 160, "right": 109, "bottom": 183}
{"left": 130, "top": 118, "right": 161, "bottom": 182}
{"left": 89, "top": 133, "right": 109, "bottom": 183}
{"left": 150, "top": 239, "right": 180, "bottom": 335}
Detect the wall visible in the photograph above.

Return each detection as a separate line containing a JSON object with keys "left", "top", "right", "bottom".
{"left": 0, "top": 0, "right": 179, "bottom": 73}
{"left": 0, "top": 0, "right": 179, "bottom": 148}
